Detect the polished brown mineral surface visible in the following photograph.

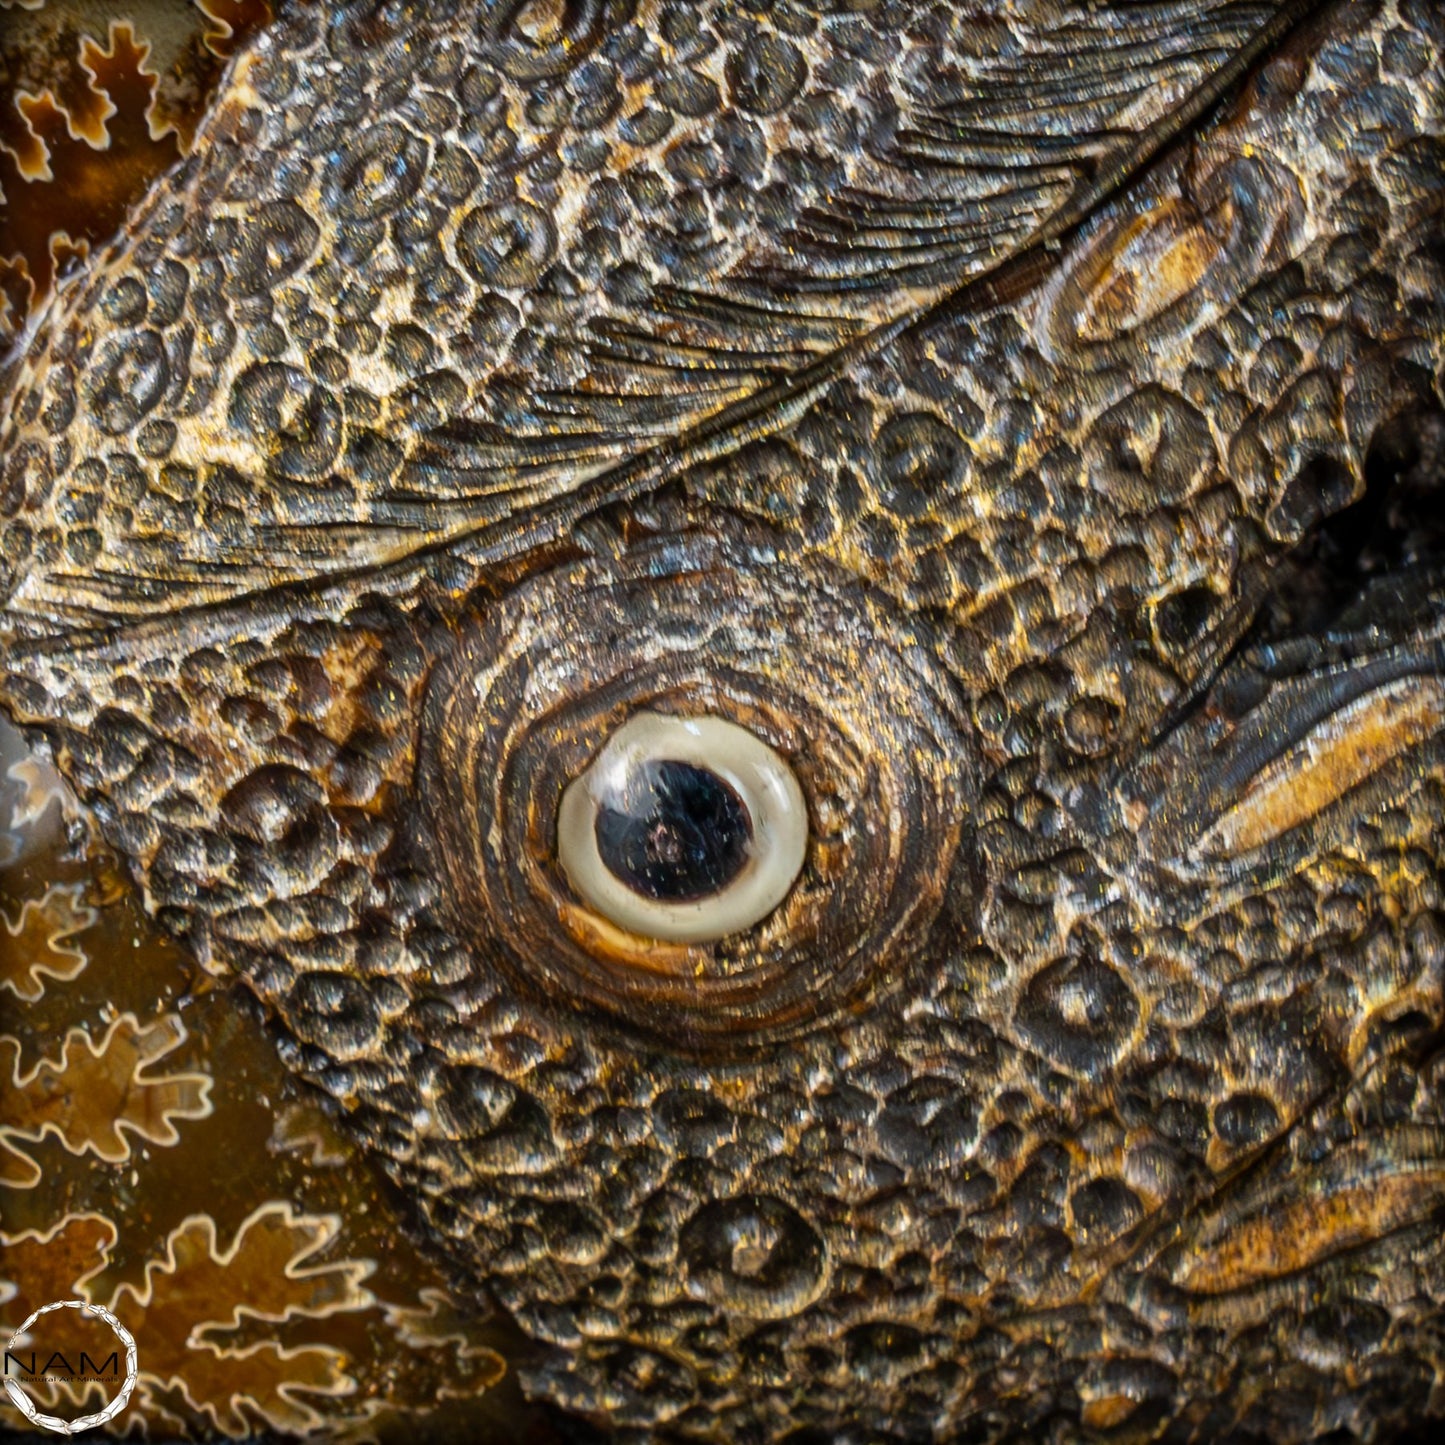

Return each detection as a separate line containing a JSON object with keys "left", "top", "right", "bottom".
{"left": 0, "top": 713, "right": 542, "bottom": 1439}
{"left": 0, "top": 0, "right": 271, "bottom": 345}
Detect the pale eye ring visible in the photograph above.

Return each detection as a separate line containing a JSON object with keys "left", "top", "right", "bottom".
{"left": 556, "top": 712, "right": 807, "bottom": 943}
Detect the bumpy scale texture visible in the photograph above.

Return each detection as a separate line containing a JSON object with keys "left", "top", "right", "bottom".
{"left": 2, "top": 1, "right": 1444, "bottom": 1440}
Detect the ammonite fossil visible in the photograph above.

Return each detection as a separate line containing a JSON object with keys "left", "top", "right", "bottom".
{"left": 1, "top": 1, "right": 1444, "bottom": 1441}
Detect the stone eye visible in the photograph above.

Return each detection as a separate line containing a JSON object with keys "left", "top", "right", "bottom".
{"left": 557, "top": 712, "right": 807, "bottom": 943}
{"left": 417, "top": 526, "right": 972, "bottom": 1045}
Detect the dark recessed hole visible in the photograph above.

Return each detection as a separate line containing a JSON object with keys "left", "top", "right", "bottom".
{"left": 1267, "top": 452, "right": 1357, "bottom": 540}
{"left": 1255, "top": 403, "right": 1444, "bottom": 640}
{"left": 1152, "top": 583, "right": 1221, "bottom": 655}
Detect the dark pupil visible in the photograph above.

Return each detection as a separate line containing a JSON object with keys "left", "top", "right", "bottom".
{"left": 595, "top": 759, "right": 752, "bottom": 903}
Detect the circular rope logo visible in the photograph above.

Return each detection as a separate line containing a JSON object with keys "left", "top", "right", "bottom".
{"left": 3, "top": 1299, "right": 138, "bottom": 1435}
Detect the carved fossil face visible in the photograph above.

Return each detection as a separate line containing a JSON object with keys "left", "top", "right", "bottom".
{"left": 1, "top": 1, "right": 1444, "bottom": 1439}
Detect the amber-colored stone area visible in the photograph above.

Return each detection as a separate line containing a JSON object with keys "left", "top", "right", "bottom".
{"left": 0, "top": 0, "right": 271, "bottom": 346}
{"left": 0, "top": 717, "right": 539, "bottom": 1440}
